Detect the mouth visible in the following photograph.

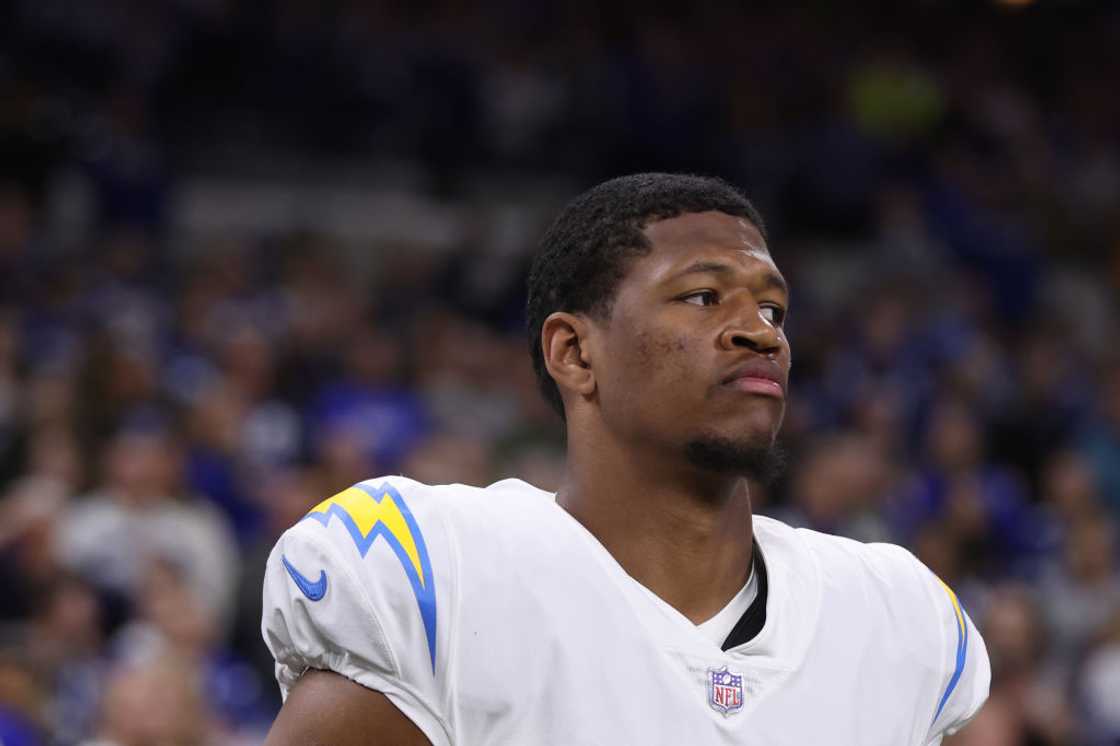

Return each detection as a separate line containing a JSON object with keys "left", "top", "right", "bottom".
{"left": 727, "top": 376, "right": 785, "bottom": 398}
{"left": 722, "top": 361, "right": 786, "bottom": 399}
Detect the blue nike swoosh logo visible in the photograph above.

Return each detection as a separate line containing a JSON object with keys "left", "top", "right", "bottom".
{"left": 282, "top": 555, "right": 328, "bottom": 601}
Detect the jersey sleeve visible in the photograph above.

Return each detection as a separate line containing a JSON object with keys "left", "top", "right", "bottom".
{"left": 261, "top": 477, "right": 452, "bottom": 746}
{"left": 867, "top": 544, "right": 991, "bottom": 743}
{"left": 923, "top": 571, "right": 990, "bottom": 742}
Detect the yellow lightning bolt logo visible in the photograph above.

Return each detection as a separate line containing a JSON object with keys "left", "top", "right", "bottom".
{"left": 304, "top": 482, "right": 438, "bottom": 671}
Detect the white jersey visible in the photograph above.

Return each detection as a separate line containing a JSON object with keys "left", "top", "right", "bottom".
{"left": 262, "top": 477, "right": 989, "bottom": 745}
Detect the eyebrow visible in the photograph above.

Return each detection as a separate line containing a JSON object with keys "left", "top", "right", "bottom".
{"left": 668, "top": 260, "right": 789, "bottom": 295}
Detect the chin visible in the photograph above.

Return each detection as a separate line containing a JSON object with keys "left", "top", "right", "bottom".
{"left": 683, "top": 433, "right": 786, "bottom": 485}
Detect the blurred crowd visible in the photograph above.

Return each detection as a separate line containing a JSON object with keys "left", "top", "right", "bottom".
{"left": 2, "top": 1, "right": 1120, "bottom": 744}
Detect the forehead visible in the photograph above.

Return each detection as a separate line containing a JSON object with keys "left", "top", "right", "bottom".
{"left": 638, "top": 211, "right": 774, "bottom": 275}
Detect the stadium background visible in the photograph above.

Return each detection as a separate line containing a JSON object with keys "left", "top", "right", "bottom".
{"left": 1, "top": 0, "right": 1119, "bottom": 743}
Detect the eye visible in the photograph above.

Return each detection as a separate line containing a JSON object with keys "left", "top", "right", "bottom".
{"left": 681, "top": 290, "right": 718, "bottom": 306}
{"left": 760, "top": 304, "right": 787, "bottom": 326}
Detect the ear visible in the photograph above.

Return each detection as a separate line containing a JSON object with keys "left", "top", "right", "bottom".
{"left": 541, "top": 312, "right": 597, "bottom": 404}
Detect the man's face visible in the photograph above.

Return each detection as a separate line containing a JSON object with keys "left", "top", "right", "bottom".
{"left": 587, "top": 211, "right": 790, "bottom": 476}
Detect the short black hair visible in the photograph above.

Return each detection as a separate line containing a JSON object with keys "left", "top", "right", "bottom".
{"left": 526, "top": 173, "right": 767, "bottom": 418}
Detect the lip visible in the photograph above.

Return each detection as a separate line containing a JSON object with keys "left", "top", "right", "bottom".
{"left": 722, "top": 361, "right": 786, "bottom": 399}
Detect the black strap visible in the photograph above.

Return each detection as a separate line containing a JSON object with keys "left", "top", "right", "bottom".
{"left": 721, "top": 541, "right": 768, "bottom": 651}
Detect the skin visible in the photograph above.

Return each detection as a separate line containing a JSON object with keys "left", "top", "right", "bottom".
{"left": 548, "top": 211, "right": 789, "bottom": 622}
{"left": 264, "top": 210, "right": 791, "bottom": 744}
{"left": 265, "top": 670, "right": 431, "bottom": 745}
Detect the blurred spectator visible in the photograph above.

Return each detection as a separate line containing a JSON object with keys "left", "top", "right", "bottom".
{"left": 309, "top": 323, "right": 428, "bottom": 476}
{"left": 1078, "top": 359, "right": 1120, "bottom": 517}
{"left": 894, "top": 397, "right": 1040, "bottom": 578}
{"left": 776, "top": 432, "right": 895, "bottom": 543}
{"left": 403, "top": 433, "right": 495, "bottom": 488}
{"left": 414, "top": 315, "right": 523, "bottom": 442}
{"left": 989, "top": 338, "right": 1087, "bottom": 492}
{"left": 112, "top": 556, "right": 271, "bottom": 737}
{"left": 1038, "top": 450, "right": 1104, "bottom": 534}
{"left": 26, "top": 574, "right": 105, "bottom": 744}
{"left": 55, "top": 422, "right": 238, "bottom": 632}
{"left": 980, "top": 586, "right": 1078, "bottom": 745}
{"left": 184, "top": 381, "right": 260, "bottom": 543}
{"left": 1038, "top": 518, "right": 1120, "bottom": 669}
{"left": 84, "top": 656, "right": 213, "bottom": 746}
{"left": 0, "top": 310, "right": 22, "bottom": 485}
{"left": 0, "top": 477, "right": 68, "bottom": 621}
{"left": 0, "top": 641, "right": 46, "bottom": 746}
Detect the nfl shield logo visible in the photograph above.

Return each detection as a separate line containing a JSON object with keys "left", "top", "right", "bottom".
{"left": 708, "top": 666, "right": 744, "bottom": 715}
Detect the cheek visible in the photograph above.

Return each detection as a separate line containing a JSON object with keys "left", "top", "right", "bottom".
{"left": 628, "top": 330, "right": 701, "bottom": 390}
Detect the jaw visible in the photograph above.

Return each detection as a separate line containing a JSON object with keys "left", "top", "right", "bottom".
{"left": 683, "top": 431, "right": 786, "bottom": 484}
{"left": 677, "top": 394, "right": 785, "bottom": 471}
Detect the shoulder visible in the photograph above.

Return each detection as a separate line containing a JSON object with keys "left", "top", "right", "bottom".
{"left": 265, "top": 475, "right": 557, "bottom": 674}
{"left": 288, "top": 476, "right": 447, "bottom": 560}
{"left": 780, "top": 519, "right": 960, "bottom": 651}
{"left": 262, "top": 476, "right": 454, "bottom": 679}
{"left": 754, "top": 515, "right": 990, "bottom": 739}
{"left": 265, "top": 475, "right": 531, "bottom": 746}
{"left": 285, "top": 475, "right": 553, "bottom": 551}
{"left": 299, "top": 474, "right": 553, "bottom": 524}
{"left": 751, "top": 516, "right": 936, "bottom": 649}
{"left": 756, "top": 514, "right": 937, "bottom": 607}
{"left": 279, "top": 474, "right": 559, "bottom": 589}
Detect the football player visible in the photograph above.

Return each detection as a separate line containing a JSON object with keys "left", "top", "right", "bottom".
{"left": 262, "top": 173, "right": 989, "bottom": 745}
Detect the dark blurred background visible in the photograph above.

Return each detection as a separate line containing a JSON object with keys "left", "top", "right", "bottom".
{"left": 1, "top": 0, "right": 1118, "bottom": 744}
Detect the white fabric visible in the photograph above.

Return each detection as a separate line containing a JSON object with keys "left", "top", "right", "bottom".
{"left": 263, "top": 476, "right": 990, "bottom": 745}
{"left": 696, "top": 561, "right": 757, "bottom": 646}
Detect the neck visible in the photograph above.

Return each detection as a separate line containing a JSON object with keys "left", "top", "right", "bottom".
{"left": 558, "top": 420, "right": 755, "bottom": 624}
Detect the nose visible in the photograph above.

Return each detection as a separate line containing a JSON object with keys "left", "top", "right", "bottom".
{"left": 718, "top": 305, "right": 783, "bottom": 355}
